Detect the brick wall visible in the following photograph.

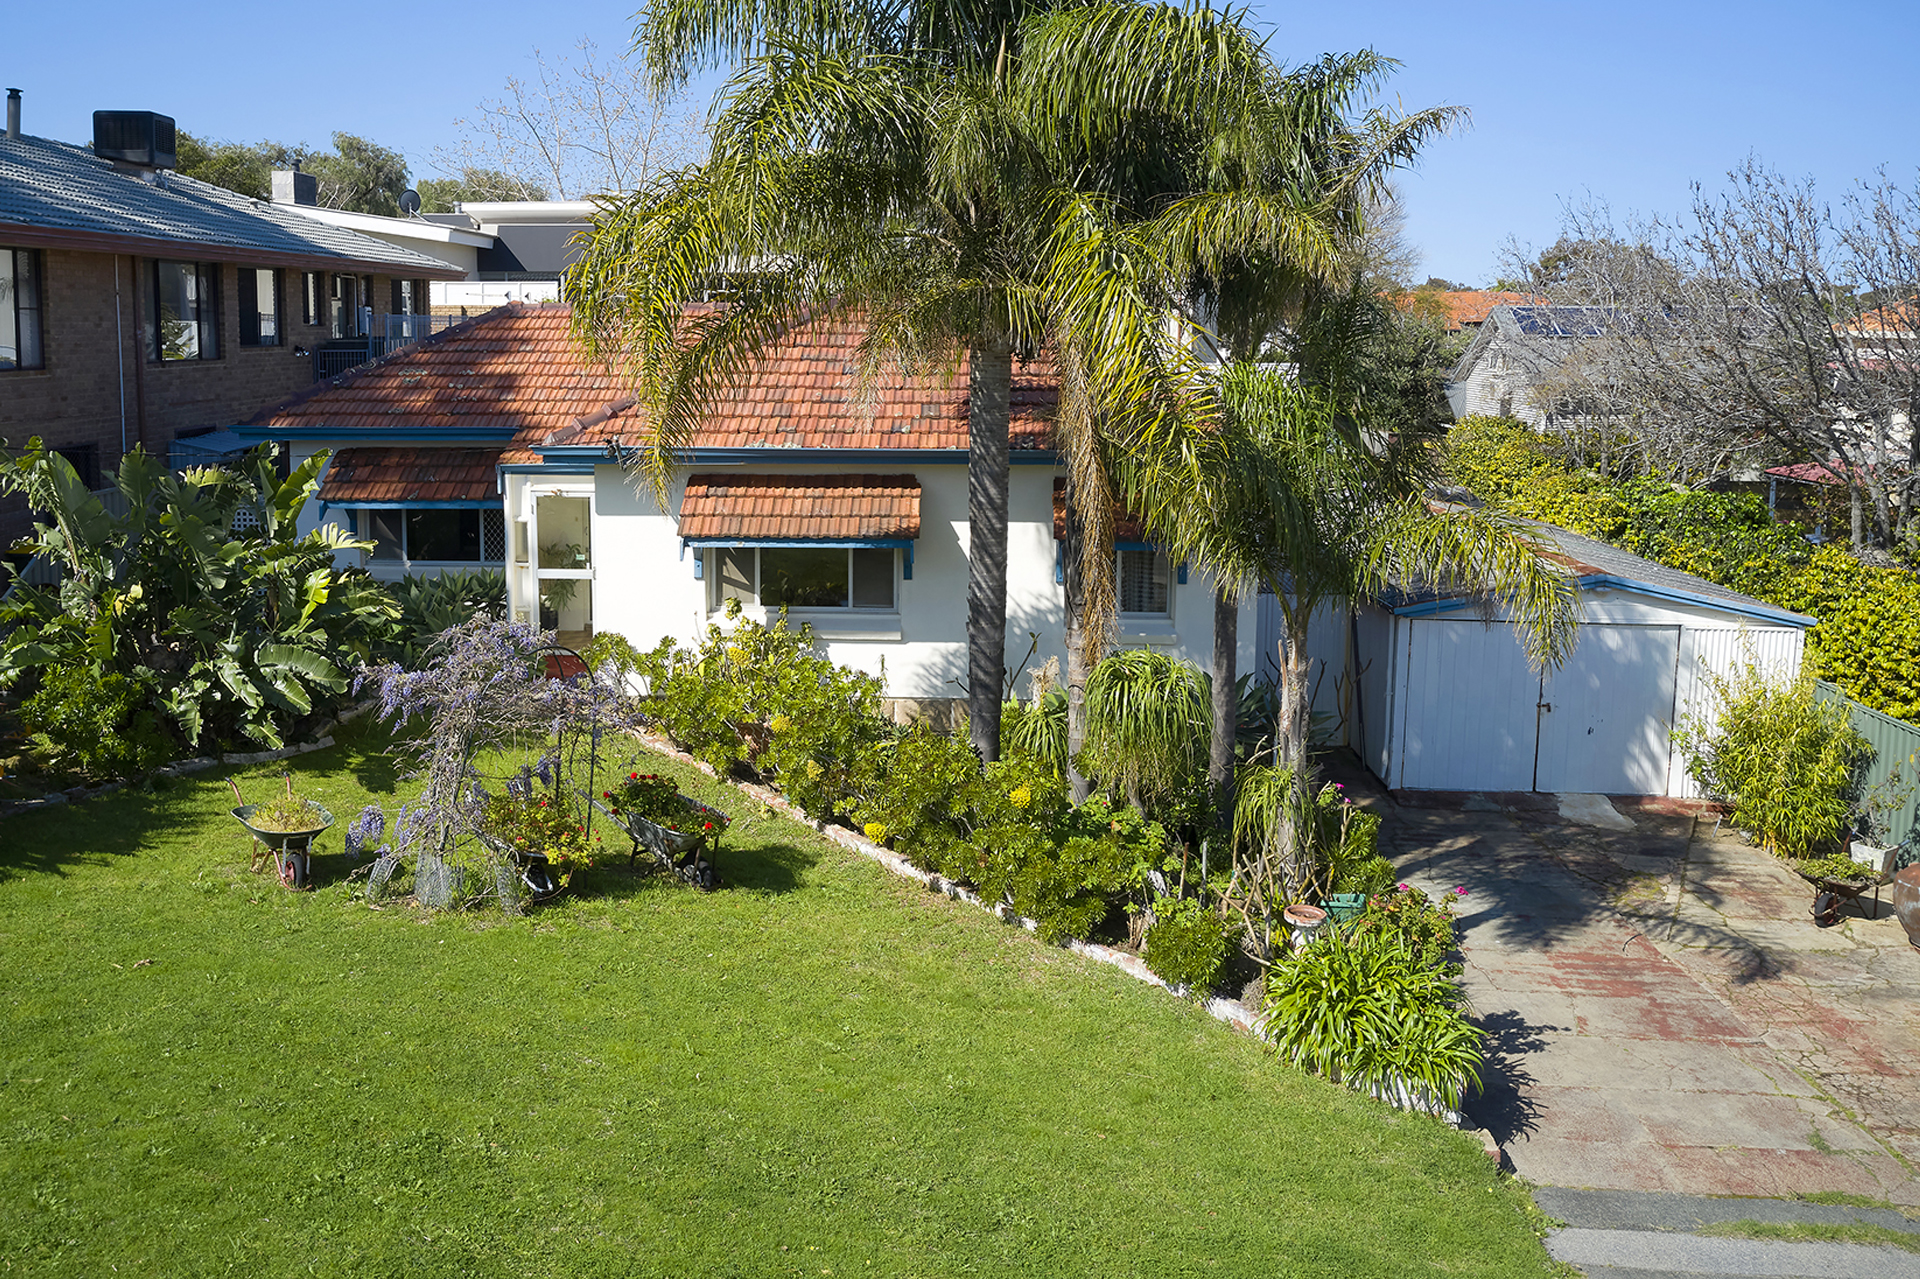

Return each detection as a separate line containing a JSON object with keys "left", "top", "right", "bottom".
{"left": 0, "top": 245, "right": 409, "bottom": 542}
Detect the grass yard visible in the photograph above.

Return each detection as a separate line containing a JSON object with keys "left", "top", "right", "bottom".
{"left": 1, "top": 722, "right": 1559, "bottom": 1277}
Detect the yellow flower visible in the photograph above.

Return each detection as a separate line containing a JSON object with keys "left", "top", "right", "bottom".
{"left": 726, "top": 645, "right": 749, "bottom": 666}
{"left": 770, "top": 714, "right": 792, "bottom": 734}
{"left": 1008, "top": 784, "right": 1033, "bottom": 809}
{"left": 863, "top": 822, "right": 889, "bottom": 843}
{"left": 804, "top": 759, "right": 824, "bottom": 780}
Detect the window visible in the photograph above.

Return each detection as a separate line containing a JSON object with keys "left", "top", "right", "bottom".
{"left": 303, "top": 272, "right": 323, "bottom": 326}
{"left": 392, "top": 278, "right": 423, "bottom": 316}
{"left": 238, "top": 268, "right": 281, "bottom": 346}
{"left": 1118, "top": 547, "right": 1170, "bottom": 616}
{"left": 361, "top": 509, "right": 504, "bottom": 564}
{"left": 708, "top": 546, "right": 895, "bottom": 612}
{"left": 0, "top": 247, "right": 44, "bottom": 371}
{"left": 54, "top": 444, "right": 99, "bottom": 490}
{"left": 329, "top": 274, "right": 355, "bottom": 338}
{"left": 149, "top": 261, "right": 219, "bottom": 361}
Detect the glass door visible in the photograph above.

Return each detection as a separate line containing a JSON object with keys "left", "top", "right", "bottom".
{"left": 532, "top": 492, "right": 593, "bottom": 647}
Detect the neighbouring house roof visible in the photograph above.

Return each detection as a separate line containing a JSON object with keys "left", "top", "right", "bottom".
{"left": 1383, "top": 518, "right": 1814, "bottom": 628}
{"left": 679, "top": 474, "right": 921, "bottom": 541}
{"left": 1050, "top": 478, "right": 1146, "bottom": 542}
{"left": 1394, "top": 289, "right": 1543, "bottom": 331}
{"left": 317, "top": 447, "right": 504, "bottom": 505}
{"left": 249, "top": 304, "right": 1059, "bottom": 463}
{"left": 0, "top": 132, "right": 462, "bottom": 277}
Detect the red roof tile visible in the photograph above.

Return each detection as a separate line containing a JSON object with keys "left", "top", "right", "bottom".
{"left": 1392, "top": 289, "right": 1544, "bottom": 331}
{"left": 679, "top": 474, "right": 921, "bottom": 540}
{"left": 317, "top": 447, "right": 502, "bottom": 503}
{"left": 253, "top": 304, "right": 1056, "bottom": 462}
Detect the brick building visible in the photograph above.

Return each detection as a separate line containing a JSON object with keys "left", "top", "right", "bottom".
{"left": 0, "top": 101, "right": 461, "bottom": 545}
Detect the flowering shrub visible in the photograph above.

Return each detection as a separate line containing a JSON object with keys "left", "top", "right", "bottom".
{"left": 1310, "top": 781, "right": 1392, "bottom": 897}
{"left": 481, "top": 793, "right": 603, "bottom": 886}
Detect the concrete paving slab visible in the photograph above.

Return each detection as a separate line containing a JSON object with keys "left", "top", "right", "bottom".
{"left": 1532, "top": 1186, "right": 1920, "bottom": 1233}
{"left": 1548, "top": 1227, "right": 1920, "bottom": 1277}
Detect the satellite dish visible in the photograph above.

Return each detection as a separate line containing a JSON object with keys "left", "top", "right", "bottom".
{"left": 399, "top": 188, "right": 421, "bottom": 216}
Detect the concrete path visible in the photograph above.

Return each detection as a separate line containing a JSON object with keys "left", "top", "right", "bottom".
{"left": 1328, "top": 762, "right": 1920, "bottom": 1206}
{"left": 1534, "top": 1187, "right": 1920, "bottom": 1276}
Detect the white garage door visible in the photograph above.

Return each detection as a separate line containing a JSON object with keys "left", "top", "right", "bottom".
{"left": 1535, "top": 625, "right": 1680, "bottom": 794}
{"left": 1397, "top": 620, "right": 1539, "bottom": 791}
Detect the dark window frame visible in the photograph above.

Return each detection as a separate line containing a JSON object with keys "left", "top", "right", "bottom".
{"left": 362, "top": 507, "right": 505, "bottom": 565}
{"left": 148, "top": 259, "right": 220, "bottom": 362}
{"left": 708, "top": 545, "right": 897, "bottom": 613}
{"left": 1116, "top": 546, "right": 1172, "bottom": 618}
{"left": 238, "top": 267, "right": 282, "bottom": 347}
{"left": 0, "top": 246, "right": 46, "bottom": 372}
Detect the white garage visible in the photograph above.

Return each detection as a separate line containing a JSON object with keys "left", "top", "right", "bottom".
{"left": 1348, "top": 526, "right": 1813, "bottom": 797}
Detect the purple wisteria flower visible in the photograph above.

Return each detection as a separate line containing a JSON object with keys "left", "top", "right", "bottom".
{"left": 345, "top": 804, "right": 387, "bottom": 859}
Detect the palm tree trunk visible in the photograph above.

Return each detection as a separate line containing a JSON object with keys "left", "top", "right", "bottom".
{"left": 1275, "top": 618, "right": 1315, "bottom": 903}
{"left": 1209, "top": 583, "right": 1237, "bottom": 824}
{"left": 967, "top": 339, "right": 1012, "bottom": 763}
{"left": 1062, "top": 480, "right": 1092, "bottom": 801}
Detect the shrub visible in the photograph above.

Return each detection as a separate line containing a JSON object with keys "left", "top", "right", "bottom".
{"left": 20, "top": 666, "right": 175, "bottom": 779}
{"left": 1143, "top": 894, "right": 1229, "bottom": 993}
{"left": 635, "top": 602, "right": 891, "bottom": 817}
{"left": 480, "top": 792, "right": 605, "bottom": 887}
{"left": 383, "top": 569, "right": 507, "bottom": 661}
{"left": 1081, "top": 648, "right": 1211, "bottom": 817}
{"left": 846, "top": 725, "right": 983, "bottom": 872}
{"left": 1348, "top": 885, "right": 1459, "bottom": 969}
{"left": 1264, "top": 925, "right": 1483, "bottom": 1115}
{"left": 1310, "top": 781, "right": 1389, "bottom": 896}
{"left": 1676, "top": 663, "right": 1871, "bottom": 857}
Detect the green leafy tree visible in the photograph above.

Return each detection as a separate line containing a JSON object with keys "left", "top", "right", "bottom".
{"left": 306, "top": 133, "right": 411, "bottom": 216}
{"left": 0, "top": 442, "right": 397, "bottom": 763}
{"left": 175, "top": 132, "right": 313, "bottom": 199}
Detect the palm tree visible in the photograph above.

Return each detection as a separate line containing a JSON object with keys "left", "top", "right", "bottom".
{"left": 1134, "top": 364, "right": 1580, "bottom": 957}
{"left": 570, "top": 0, "right": 1210, "bottom": 763}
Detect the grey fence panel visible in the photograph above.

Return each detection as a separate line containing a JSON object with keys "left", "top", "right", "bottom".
{"left": 1817, "top": 680, "right": 1920, "bottom": 846}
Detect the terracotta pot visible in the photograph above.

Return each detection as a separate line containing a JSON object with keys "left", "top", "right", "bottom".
{"left": 1893, "top": 866, "right": 1920, "bottom": 951}
{"left": 1284, "top": 902, "right": 1328, "bottom": 949}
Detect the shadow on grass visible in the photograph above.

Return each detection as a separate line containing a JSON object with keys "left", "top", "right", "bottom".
{"left": 0, "top": 776, "right": 218, "bottom": 883}
{"left": 1464, "top": 1009, "right": 1553, "bottom": 1147}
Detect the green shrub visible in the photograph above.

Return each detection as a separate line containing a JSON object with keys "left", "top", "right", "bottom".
{"left": 635, "top": 603, "right": 892, "bottom": 817}
{"left": 1311, "top": 781, "right": 1388, "bottom": 896}
{"left": 1348, "top": 885, "right": 1460, "bottom": 969}
{"left": 847, "top": 724, "right": 985, "bottom": 873}
{"left": 1143, "top": 894, "right": 1229, "bottom": 993}
{"left": 1081, "top": 648, "right": 1211, "bottom": 817}
{"left": 1264, "top": 925, "right": 1483, "bottom": 1115}
{"left": 1677, "top": 663, "right": 1871, "bottom": 857}
{"left": 384, "top": 569, "right": 506, "bottom": 661}
{"left": 21, "top": 666, "right": 175, "bottom": 779}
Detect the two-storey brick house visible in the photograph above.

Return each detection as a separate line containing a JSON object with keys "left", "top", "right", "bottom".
{"left": 0, "top": 98, "right": 462, "bottom": 546}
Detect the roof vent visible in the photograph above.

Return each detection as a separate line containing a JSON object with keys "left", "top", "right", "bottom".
{"left": 92, "top": 110, "right": 177, "bottom": 170}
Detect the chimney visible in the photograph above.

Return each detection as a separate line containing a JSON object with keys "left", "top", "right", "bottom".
{"left": 271, "top": 165, "right": 317, "bottom": 206}
{"left": 6, "top": 89, "right": 19, "bottom": 140}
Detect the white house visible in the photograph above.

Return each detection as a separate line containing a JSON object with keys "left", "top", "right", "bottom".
{"left": 238, "top": 303, "right": 1261, "bottom": 718}
{"left": 1444, "top": 304, "right": 1614, "bottom": 426}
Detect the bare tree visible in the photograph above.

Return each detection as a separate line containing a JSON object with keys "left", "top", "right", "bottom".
{"left": 1506, "top": 163, "right": 1920, "bottom": 545}
{"left": 436, "top": 38, "right": 707, "bottom": 201}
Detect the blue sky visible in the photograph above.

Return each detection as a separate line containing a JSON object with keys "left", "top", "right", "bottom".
{"left": 8, "top": 1, "right": 1918, "bottom": 285}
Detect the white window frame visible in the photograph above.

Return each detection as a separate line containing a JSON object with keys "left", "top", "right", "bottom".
{"left": 706, "top": 545, "right": 901, "bottom": 615}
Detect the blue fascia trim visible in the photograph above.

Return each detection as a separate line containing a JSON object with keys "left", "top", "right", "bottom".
{"left": 324, "top": 499, "right": 502, "bottom": 510}
{"left": 683, "top": 537, "right": 916, "bottom": 581}
{"left": 500, "top": 461, "right": 597, "bottom": 476}
{"left": 231, "top": 425, "right": 522, "bottom": 444}
{"left": 1388, "top": 574, "right": 1815, "bottom": 629}
{"left": 534, "top": 446, "right": 1060, "bottom": 466}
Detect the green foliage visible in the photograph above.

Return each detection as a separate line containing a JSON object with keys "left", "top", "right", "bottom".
{"left": 382, "top": 569, "right": 506, "bottom": 663}
{"left": 304, "top": 132, "right": 411, "bottom": 216}
{"left": 480, "top": 792, "right": 605, "bottom": 885}
{"left": 1142, "top": 894, "right": 1229, "bottom": 994}
{"left": 20, "top": 666, "right": 173, "bottom": 779}
{"left": 847, "top": 724, "right": 982, "bottom": 873}
{"left": 632, "top": 603, "right": 890, "bottom": 818}
{"left": 1309, "top": 781, "right": 1388, "bottom": 897}
{"left": 174, "top": 132, "right": 311, "bottom": 199}
{"left": 1081, "top": 648, "right": 1211, "bottom": 816}
{"left": 1677, "top": 664, "right": 1871, "bottom": 857}
{"left": 0, "top": 441, "right": 395, "bottom": 761}
{"left": 1002, "top": 683, "right": 1068, "bottom": 778}
{"left": 247, "top": 793, "right": 328, "bottom": 834}
{"left": 1264, "top": 925, "right": 1483, "bottom": 1115}
{"left": 1348, "top": 886, "right": 1460, "bottom": 970}
{"left": 1795, "top": 851, "right": 1875, "bottom": 883}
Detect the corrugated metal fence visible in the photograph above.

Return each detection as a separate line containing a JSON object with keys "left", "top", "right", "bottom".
{"left": 1817, "top": 680, "right": 1920, "bottom": 846}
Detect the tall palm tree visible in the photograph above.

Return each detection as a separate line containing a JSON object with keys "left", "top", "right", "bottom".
{"left": 571, "top": 0, "right": 1222, "bottom": 763}
{"left": 1134, "top": 363, "right": 1580, "bottom": 953}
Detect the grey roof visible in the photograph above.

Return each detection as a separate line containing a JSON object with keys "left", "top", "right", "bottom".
{"left": 1447, "top": 303, "right": 1617, "bottom": 384}
{"left": 0, "top": 132, "right": 460, "bottom": 276}
{"left": 1383, "top": 517, "right": 1815, "bottom": 628}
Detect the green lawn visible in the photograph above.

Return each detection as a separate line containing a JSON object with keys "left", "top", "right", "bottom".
{"left": 1, "top": 723, "right": 1557, "bottom": 1277}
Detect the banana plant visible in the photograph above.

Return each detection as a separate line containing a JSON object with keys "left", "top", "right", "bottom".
{"left": 1, "top": 439, "right": 398, "bottom": 758}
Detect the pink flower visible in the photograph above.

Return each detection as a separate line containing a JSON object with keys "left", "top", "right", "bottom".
{"left": 1453, "top": 885, "right": 1470, "bottom": 897}
{"left": 1397, "top": 882, "right": 1410, "bottom": 892}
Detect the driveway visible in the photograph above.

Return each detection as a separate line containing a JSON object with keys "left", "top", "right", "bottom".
{"left": 1327, "top": 758, "right": 1920, "bottom": 1206}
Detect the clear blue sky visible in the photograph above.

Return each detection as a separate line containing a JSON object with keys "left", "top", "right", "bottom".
{"left": 8, "top": 1, "right": 1918, "bottom": 286}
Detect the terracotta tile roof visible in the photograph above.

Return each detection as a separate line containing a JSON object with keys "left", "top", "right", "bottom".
{"left": 1051, "top": 477, "right": 1146, "bottom": 542}
{"left": 317, "top": 447, "right": 503, "bottom": 504}
{"left": 1393, "top": 289, "right": 1544, "bottom": 331}
{"left": 679, "top": 473, "right": 921, "bottom": 540}
{"left": 252, "top": 303, "right": 1056, "bottom": 463}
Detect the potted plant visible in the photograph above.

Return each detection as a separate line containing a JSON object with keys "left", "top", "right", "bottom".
{"left": 476, "top": 791, "right": 600, "bottom": 902}
{"left": 593, "top": 770, "right": 729, "bottom": 890}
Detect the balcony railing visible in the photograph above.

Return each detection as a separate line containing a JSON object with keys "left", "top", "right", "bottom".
{"left": 311, "top": 314, "right": 467, "bottom": 382}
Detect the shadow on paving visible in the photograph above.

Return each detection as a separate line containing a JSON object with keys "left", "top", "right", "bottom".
{"left": 1466, "top": 1009, "right": 1554, "bottom": 1147}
